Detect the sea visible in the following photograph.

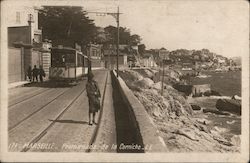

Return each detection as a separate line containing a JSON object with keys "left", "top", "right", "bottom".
{"left": 188, "top": 71, "right": 242, "bottom": 140}
{"left": 190, "top": 71, "right": 241, "bottom": 97}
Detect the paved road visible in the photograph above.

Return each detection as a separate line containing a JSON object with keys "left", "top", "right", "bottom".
{"left": 8, "top": 70, "right": 109, "bottom": 152}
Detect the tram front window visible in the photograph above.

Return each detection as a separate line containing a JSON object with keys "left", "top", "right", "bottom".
{"left": 51, "top": 52, "right": 75, "bottom": 67}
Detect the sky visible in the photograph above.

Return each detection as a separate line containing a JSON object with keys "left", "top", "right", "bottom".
{"left": 82, "top": 0, "right": 249, "bottom": 58}
{"left": 3, "top": 0, "right": 249, "bottom": 57}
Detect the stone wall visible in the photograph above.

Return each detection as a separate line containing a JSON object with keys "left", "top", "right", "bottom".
{"left": 111, "top": 70, "right": 167, "bottom": 152}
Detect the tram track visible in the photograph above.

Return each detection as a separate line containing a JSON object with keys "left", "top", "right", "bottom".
{"left": 21, "top": 87, "right": 87, "bottom": 152}
{"left": 20, "top": 71, "right": 109, "bottom": 153}
{"left": 9, "top": 88, "right": 52, "bottom": 108}
{"left": 8, "top": 88, "right": 71, "bottom": 132}
{"left": 8, "top": 70, "right": 109, "bottom": 152}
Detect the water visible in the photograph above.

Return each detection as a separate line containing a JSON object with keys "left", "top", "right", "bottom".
{"left": 189, "top": 71, "right": 241, "bottom": 97}
{"left": 189, "top": 71, "right": 242, "bottom": 138}
{"left": 207, "top": 114, "right": 241, "bottom": 139}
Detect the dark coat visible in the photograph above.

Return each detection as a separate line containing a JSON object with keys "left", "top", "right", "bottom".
{"left": 39, "top": 68, "right": 45, "bottom": 77}
{"left": 32, "top": 68, "right": 39, "bottom": 77}
{"left": 86, "top": 80, "right": 101, "bottom": 113}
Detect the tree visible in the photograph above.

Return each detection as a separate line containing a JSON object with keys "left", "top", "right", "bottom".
{"left": 130, "top": 34, "right": 141, "bottom": 46}
{"left": 103, "top": 25, "right": 141, "bottom": 45}
{"left": 93, "top": 27, "right": 110, "bottom": 44}
{"left": 38, "top": 6, "right": 96, "bottom": 46}
{"left": 138, "top": 44, "right": 146, "bottom": 55}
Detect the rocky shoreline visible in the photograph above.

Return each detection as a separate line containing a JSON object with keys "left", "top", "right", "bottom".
{"left": 119, "top": 68, "right": 241, "bottom": 152}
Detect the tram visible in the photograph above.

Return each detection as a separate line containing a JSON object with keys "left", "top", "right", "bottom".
{"left": 49, "top": 46, "right": 89, "bottom": 82}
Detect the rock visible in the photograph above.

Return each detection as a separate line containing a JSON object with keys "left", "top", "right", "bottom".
{"left": 210, "top": 90, "right": 221, "bottom": 96}
{"left": 152, "top": 82, "right": 163, "bottom": 90}
{"left": 232, "top": 95, "right": 241, "bottom": 100}
{"left": 173, "top": 84, "right": 193, "bottom": 96}
{"left": 173, "top": 129, "right": 199, "bottom": 141}
{"left": 125, "top": 70, "right": 144, "bottom": 81}
{"left": 216, "top": 99, "right": 241, "bottom": 115}
{"left": 153, "top": 107, "right": 161, "bottom": 117}
{"left": 195, "top": 118, "right": 210, "bottom": 125}
{"left": 144, "top": 69, "right": 154, "bottom": 78}
{"left": 133, "top": 78, "right": 154, "bottom": 89}
{"left": 191, "top": 104, "right": 201, "bottom": 110}
{"left": 168, "top": 135, "right": 176, "bottom": 140}
{"left": 226, "top": 120, "right": 236, "bottom": 124}
{"left": 213, "top": 126, "right": 228, "bottom": 133}
{"left": 213, "top": 136, "right": 233, "bottom": 146}
{"left": 194, "top": 123, "right": 210, "bottom": 133}
{"left": 231, "top": 135, "right": 241, "bottom": 146}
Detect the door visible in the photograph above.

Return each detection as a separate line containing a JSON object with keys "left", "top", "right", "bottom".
{"left": 8, "top": 48, "right": 22, "bottom": 83}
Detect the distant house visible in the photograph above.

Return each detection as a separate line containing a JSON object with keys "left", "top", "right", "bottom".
{"left": 86, "top": 44, "right": 104, "bottom": 68}
{"left": 131, "top": 45, "right": 139, "bottom": 55}
{"left": 140, "top": 53, "right": 157, "bottom": 67}
{"left": 158, "top": 48, "right": 169, "bottom": 60}
{"left": 102, "top": 45, "right": 127, "bottom": 69}
{"left": 149, "top": 48, "right": 169, "bottom": 65}
{"left": 193, "top": 54, "right": 200, "bottom": 60}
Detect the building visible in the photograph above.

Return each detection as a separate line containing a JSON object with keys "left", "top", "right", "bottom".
{"left": 6, "top": 6, "right": 42, "bottom": 45}
{"left": 150, "top": 48, "right": 169, "bottom": 65}
{"left": 7, "top": 6, "right": 50, "bottom": 83}
{"left": 103, "top": 45, "right": 127, "bottom": 69}
{"left": 86, "top": 44, "right": 104, "bottom": 69}
{"left": 158, "top": 48, "right": 169, "bottom": 60}
{"left": 140, "top": 53, "right": 157, "bottom": 67}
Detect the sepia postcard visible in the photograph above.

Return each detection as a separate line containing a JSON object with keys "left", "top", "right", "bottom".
{"left": 1, "top": 0, "right": 249, "bottom": 162}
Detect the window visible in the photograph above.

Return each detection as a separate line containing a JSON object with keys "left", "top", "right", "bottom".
{"left": 51, "top": 51, "right": 75, "bottom": 67}
{"left": 77, "top": 53, "right": 83, "bottom": 67}
{"left": 16, "top": 12, "right": 20, "bottom": 23}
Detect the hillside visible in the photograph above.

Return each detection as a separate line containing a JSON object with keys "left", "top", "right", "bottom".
{"left": 119, "top": 68, "right": 240, "bottom": 152}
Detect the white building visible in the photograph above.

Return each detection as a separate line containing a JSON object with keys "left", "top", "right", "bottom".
{"left": 6, "top": 5, "right": 42, "bottom": 42}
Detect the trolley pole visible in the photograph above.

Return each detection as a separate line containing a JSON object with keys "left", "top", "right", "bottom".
{"left": 116, "top": 6, "right": 120, "bottom": 77}
{"left": 86, "top": 7, "right": 122, "bottom": 77}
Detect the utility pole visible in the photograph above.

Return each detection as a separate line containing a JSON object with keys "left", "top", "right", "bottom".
{"left": 116, "top": 6, "right": 119, "bottom": 77}
{"left": 86, "top": 7, "right": 122, "bottom": 77}
{"left": 161, "top": 60, "right": 165, "bottom": 96}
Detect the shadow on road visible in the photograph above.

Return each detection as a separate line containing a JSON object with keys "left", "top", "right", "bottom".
{"left": 49, "top": 119, "right": 89, "bottom": 125}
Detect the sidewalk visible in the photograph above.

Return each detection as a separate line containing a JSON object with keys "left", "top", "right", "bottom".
{"left": 8, "top": 81, "right": 31, "bottom": 89}
{"left": 8, "top": 77, "right": 50, "bottom": 89}
{"left": 92, "top": 71, "right": 117, "bottom": 152}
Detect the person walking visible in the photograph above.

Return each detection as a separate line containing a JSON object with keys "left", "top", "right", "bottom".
{"left": 32, "top": 65, "right": 39, "bottom": 82}
{"left": 38, "top": 65, "right": 46, "bottom": 82}
{"left": 86, "top": 71, "right": 101, "bottom": 125}
{"left": 27, "top": 66, "right": 32, "bottom": 82}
